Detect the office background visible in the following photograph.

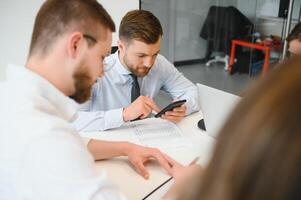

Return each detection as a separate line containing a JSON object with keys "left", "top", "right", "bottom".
{"left": 141, "top": 0, "right": 300, "bottom": 97}
{"left": 141, "top": 0, "right": 301, "bottom": 62}
{"left": 0, "top": 0, "right": 300, "bottom": 95}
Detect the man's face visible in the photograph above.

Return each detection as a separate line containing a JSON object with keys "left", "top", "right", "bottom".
{"left": 119, "top": 38, "right": 161, "bottom": 77}
{"left": 70, "top": 29, "right": 112, "bottom": 103}
{"left": 288, "top": 39, "right": 301, "bottom": 57}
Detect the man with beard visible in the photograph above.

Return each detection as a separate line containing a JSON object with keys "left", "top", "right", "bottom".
{"left": 0, "top": 1, "right": 179, "bottom": 199}
{"left": 73, "top": 10, "right": 200, "bottom": 132}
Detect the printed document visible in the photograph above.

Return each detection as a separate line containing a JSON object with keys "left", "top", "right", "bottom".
{"left": 131, "top": 119, "right": 185, "bottom": 148}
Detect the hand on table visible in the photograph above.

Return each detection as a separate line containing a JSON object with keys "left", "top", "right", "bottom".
{"left": 125, "top": 143, "right": 182, "bottom": 179}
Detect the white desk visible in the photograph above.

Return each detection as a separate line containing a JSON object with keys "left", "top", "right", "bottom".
{"left": 84, "top": 112, "right": 215, "bottom": 199}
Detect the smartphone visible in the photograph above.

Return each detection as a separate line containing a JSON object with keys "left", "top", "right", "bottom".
{"left": 155, "top": 99, "right": 186, "bottom": 118}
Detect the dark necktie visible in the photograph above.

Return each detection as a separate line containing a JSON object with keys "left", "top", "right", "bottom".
{"left": 130, "top": 74, "right": 140, "bottom": 102}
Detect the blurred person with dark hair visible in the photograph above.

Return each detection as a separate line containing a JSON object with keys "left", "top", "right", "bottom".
{"left": 164, "top": 56, "right": 301, "bottom": 200}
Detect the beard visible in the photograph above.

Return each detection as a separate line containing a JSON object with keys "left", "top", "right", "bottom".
{"left": 69, "top": 65, "right": 94, "bottom": 104}
{"left": 123, "top": 53, "right": 151, "bottom": 77}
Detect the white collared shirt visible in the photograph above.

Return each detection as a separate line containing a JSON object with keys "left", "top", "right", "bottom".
{"left": 73, "top": 52, "right": 200, "bottom": 131}
{"left": 0, "top": 65, "right": 126, "bottom": 200}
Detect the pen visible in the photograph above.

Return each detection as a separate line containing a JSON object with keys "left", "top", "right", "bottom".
{"left": 189, "top": 156, "right": 199, "bottom": 165}
{"left": 142, "top": 176, "right": 173, "bottom": 200}
{"left": 142, "top": 156, "right": 200, "bottom": 199}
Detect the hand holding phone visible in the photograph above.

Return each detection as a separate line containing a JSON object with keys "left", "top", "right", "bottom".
{"left": 155, "top": 100, "right": 187, "bottom": 118}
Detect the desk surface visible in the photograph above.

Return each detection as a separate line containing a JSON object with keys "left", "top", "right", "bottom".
{"left": 84, "top": 112, "right": 215, "bottom": 199}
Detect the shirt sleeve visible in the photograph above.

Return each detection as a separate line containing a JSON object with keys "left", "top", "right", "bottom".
{"left": 72, "top": 108, "right": 125, "bottom": 132}
{"left": 20, "top": 131, "right": 127, "bottom": 200}
{"left": 158, "top": 55, "right": 200, "bottom": 115}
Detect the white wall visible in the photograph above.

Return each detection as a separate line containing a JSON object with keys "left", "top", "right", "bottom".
{"left": 0, "top": 0, "right": 139, "bottom": 81}
{"left": 99, "top": 0, "right": 140, "bottom": 46}
{"left": 0, "top": 0, "right": 44, "bottom": 81}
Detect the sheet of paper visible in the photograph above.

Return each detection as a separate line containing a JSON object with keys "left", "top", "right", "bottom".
{"left": 131, "top": 120, "right": 186, "bottom": 148}
{"left": 82, "top": 118, "right": 196, "bottom": 165}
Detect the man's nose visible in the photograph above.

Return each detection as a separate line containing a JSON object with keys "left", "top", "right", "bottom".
{"left": 143, "top": 57, "right": 154, "bottom": 68}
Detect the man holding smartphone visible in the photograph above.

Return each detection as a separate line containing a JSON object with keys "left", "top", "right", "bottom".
{"left": 73, "top": 10, "right": 200, "bottom": 132}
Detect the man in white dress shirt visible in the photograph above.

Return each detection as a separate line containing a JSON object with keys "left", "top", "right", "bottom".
{"left": 73, "top": 10, "right": 200, "bottom": 132}
{"left": 0, "top": 1, "right": 179, "bottom": 199}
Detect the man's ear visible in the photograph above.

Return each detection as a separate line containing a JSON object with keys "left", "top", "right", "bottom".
{"left": 67, "top": 32, "right": 84, "bottom": 59}
{"left": 117, "top": 39, "right": 126, "bottom": 53}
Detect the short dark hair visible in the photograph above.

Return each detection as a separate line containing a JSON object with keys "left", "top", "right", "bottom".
{"left": 29, "top": 0, "right": 115, "bottom": 56}
{"left": 287, "top": 22, "right": 301, "bottom": 43}
{"left": 119, "top": 10, "right": 163, "bottom": 44}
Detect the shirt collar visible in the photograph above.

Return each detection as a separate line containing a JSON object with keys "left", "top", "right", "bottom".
{"left": 6, "top": 64, "right": 78, "bottom": 122}
{"left": 111, "top": 51, "right": 132, "bottom": 75}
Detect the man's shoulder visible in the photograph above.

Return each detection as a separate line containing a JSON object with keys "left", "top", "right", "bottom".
{"left": 151, "top": 54, "right": 176, "bottom": 74}
{"left": 104, "top": 53, "right": 119, "bottom": 72}
{"left": 155, "top": 54, "right": 171, "bottom": 64}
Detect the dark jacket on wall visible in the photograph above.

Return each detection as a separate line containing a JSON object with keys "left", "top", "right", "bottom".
{"left": 200, "top": 6, "right": 253, "bottom": 59}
